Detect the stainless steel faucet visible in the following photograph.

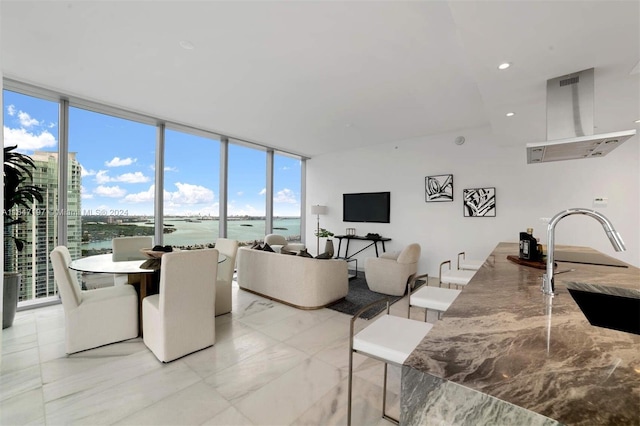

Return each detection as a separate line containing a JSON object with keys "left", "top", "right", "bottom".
{"left": 542, "top": 208, "right": 626, "bottom": 296}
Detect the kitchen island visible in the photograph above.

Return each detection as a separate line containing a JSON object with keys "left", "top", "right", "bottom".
{"left": 401, "top": 242, "right": 640, "bottom": 425}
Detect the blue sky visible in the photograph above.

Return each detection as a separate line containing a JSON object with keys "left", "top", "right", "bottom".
{"left": 3, "top": 90, "right": 301, "bottom": 217}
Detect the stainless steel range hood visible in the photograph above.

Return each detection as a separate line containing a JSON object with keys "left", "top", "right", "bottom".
{"left": 526, "top": 68, "right": 636, "bottom": 164}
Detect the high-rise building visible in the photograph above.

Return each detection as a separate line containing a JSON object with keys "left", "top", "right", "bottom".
{"left": 6, "top": 151, "right": 82, "bottom": 302}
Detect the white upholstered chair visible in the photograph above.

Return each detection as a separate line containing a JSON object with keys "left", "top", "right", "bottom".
{"left": 214, "top": 238, "right": 238, "bottom": 316}
{"left": 112, "top": 236, "right": 153, "bottom": 286}
{"left": 143, "top": 249, "right": 218, "bottom": 363}
{"left": 364, "top": 243, "right": 421, "bottom": 296}
{"left": 50, "top": 246, "right": 138, "bottom": 354}
{"left": 263, "top": 233, "right": 305, "bottom": 253}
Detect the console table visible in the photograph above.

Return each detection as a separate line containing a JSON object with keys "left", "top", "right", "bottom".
{"left": 334, "top": 235, "right": 391, "bottom": 259}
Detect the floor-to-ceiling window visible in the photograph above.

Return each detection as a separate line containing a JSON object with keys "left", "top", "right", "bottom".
{"left": 163, "top": 128, "right": 220, "bottom": 248}
{"left": 227, "top": 142, "right": 267, "bottom": 243}
{"left": 273, "top": 153, "right": 302, "bottom": 243}
{"left": 3, "top": 80, "right": 306, "bottom": 307}
{"left": 68, "top": 106, "right": 156, "bottom": 257}
{"left": 3, "top": 90, "right": 60, "bottom": 302}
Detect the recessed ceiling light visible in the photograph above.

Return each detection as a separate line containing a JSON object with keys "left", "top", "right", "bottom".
{"left": 506, "top": 112, "right": 515, "bottom": 117}
{"left": 635, "top": 119, "right": 640, "bottom": 123}
{"left": 179, "top": 40, "right": 195, "bottom": 50}
{"left": 498, "top": 62, "right": 511, "bottom": 70}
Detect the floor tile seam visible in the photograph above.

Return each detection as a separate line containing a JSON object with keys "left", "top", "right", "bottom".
{"left": 43, "top": 361, "right": 203, "bottom": 425}
{"left": 41, "top": 349, "right": 164, "bottom": 403}
{"left": 41, "top": 354, "right": 176, "bottom": 413}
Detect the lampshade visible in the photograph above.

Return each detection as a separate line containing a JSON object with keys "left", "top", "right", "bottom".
{"left": 311, "top": 205, "right": 327, "bottom": 215}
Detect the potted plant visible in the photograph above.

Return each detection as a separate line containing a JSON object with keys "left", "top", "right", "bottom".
{"left": 314, "top": 228, "right": 335, "bottom": 256}
{"left": 3, "top": 145, "right": 44, "bottom": 328}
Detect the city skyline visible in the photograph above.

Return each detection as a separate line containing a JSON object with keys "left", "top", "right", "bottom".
{"left": 3, "top": 90, "right": 302, "bottom": 217}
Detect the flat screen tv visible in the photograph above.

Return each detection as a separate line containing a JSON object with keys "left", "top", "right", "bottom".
{"left": 343, "top": 192, "right": 390, "bottom": 223}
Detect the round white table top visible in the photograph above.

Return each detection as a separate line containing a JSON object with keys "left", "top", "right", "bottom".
{"left": 69, "top": 251, "right": 227, "bottom": 274}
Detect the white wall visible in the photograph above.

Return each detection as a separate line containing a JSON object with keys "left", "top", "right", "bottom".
{"left": 306, "top": 127, "right": 640, "bottom": 276}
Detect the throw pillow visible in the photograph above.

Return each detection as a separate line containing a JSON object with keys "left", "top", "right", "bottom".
{"left": 297, "top": 248, "right": 313, "bottom": 258}
{"left": 280, "top": 247, "right": 296, "bottom": 255}
{"left": 262, "top": 243, "right": 275, "bottom": 252}
{"left": 250, "top": 240, "right": 262, "bottom": 250}
{"left": 315, "top": 251, "right": 333, "bottom": 259}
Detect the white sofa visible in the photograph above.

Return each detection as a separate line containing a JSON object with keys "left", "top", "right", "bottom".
{"left": 237, "top": 247, "right": 348, "bottom": 309}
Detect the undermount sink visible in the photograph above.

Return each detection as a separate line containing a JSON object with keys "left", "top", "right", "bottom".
{"left": 566, "top": 282, "right": 640, "bottom": 335}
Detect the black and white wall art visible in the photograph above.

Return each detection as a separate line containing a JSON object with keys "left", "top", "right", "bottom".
{"left": 463, "top": 187, "right": 496, "bottom": 217}
{"left": 425, "top": 174, "right": 453, "bottom": 202}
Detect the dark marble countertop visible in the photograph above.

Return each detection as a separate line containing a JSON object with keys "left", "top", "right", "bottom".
{"left": 404, "top": 242, "right": 640, "bottom": 425}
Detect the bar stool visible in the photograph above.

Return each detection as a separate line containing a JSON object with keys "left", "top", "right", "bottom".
{"left": 457, "top": 251, "right": 483, "bottom": 271}
{"left": 440, "top": 260, "right": 475, "bottom": 289}
{"left": 348, "top": 299, "right": 432, "bottom": 425}
{"left": 407, "top": 274, "right": 461, "bottom": 321}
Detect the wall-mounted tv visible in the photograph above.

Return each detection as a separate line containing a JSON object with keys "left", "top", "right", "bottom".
{"left": 343, "top": 192, "right": 391, "bottom": 223}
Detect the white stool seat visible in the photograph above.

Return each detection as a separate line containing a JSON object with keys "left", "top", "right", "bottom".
{"left": 459, "top": 259, "right": 483, "bottom": 270}
{"left": 410, "top": 286, "right": 461, "bottom": 313}
{"left": 441, "top": 269, "right": 475, "bottom": 286}
{"left": 353, "top": 315, "right": 433, "bottom": 365}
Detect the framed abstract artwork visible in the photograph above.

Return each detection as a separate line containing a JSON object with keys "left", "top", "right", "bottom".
{"left": 425, "top": 174, "right": 453, "bottom": 202}
{"left": 463, "top": 187, "right": 496, "bottom": 217}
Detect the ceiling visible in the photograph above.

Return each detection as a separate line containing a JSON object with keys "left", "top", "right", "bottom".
{"left": 2, "top": 1, "right": 639, "bottom": 158}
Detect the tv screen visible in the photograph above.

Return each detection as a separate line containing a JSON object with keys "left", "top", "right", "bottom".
{"left": 343, "top": 192, "right": 390, "bottom": 223}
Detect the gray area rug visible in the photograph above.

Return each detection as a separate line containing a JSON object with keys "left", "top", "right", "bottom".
{"left": 327, "top": 271, "right": 424, "bottom": 320}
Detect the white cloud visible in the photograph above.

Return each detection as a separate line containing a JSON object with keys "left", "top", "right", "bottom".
{"left": 227, "top": 201, "right": 263, "bottom": 216}
{"left": 274, "top": 188, "right": 297, "bottom": 204}
{"left": 3, "top": 126, "right": 57, "bottom": 151}
{"left": 7, "top": 105, "right": 16, "bottom": 116}
{"left": 95, "top": 170, "right": 111, "bottom": 184}
{"left": 236, "top": 191, "right": 244, "bottom": 196}
{"left": 81, "top": 165, "right": 96, "bottom": 177}
{"left": 259, "top": 188, "right": 266, "bottom": 195}
{"left": 105, "top": 157, "right": 137, "bottom": 167}
{"left": 115, "top": 172, "right": 150, "bottom": 183}
{"left": 164, "top": 166, "right": 178, "bottom": 172}
{"left": 18, "top": 111, "right": 39, "bottom": 127}
{"left": 81, "top": 186, "right": 94, "bottom": 199}
{"left": 94, "top": 185, "right": 127, "bottom": 198}
{"left": 168, "top": 183, "right": 214, "bottom": 204}
{"left": 123, "top": 182, "right": 214, "bottom": 205}
{"left": 123, "top": 185, "right": 155, "bottom": 203}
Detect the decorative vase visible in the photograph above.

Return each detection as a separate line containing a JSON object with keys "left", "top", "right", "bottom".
{"left": 324, "top": 239, "right": 335, "bottom": 257}
{"left": 3, "top": 272, "right": 20, "bottom": 329}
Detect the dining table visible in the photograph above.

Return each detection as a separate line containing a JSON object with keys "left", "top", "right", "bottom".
{"left": 69, "top": 251, "right": 227, "bottom": 335}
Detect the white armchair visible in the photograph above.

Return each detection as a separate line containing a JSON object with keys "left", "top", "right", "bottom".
{"left": 143, "top": 249, "right": 218, "bottom": 362}
{"left": 364, "top": 243, "right": 421, "bottom": 296}
{"left": 214, "top": 238, "right": 239, "bottom": 316}
{"left": 112, "top": 236, "right": 153, "bottom": 286}
{"left": 263, "top": 233, "right": 305, "bottom": 253}
{"left": 50, "top": 246, "right": 139, "bottom": 354}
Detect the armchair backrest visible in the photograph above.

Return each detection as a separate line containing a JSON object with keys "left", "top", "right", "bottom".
{"left": 264, "top": 234, "right": 287, "bottom": 246}
{"left": 112, "top": 236, "right": 153, "bottom": 261}
{"left": 397, "top": 243, "right": 421, "bottom": 264}
{"left": 215, "top": 238, "right": 239, "bottom": 283}
{"left": 159, "top": 249, "right": 218, "bottom": 317}
{"left": 50, "top": 246, "right": 83, "bottom": 310}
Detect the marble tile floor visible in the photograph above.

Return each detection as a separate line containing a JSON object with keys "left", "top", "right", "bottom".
{"left": 1, "top": 278, "right": 442, "bottom": 426}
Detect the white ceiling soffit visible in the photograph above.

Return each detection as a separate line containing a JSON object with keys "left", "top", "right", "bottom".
{"left": 1, "top": 1, "right": 639, "bottom": 158}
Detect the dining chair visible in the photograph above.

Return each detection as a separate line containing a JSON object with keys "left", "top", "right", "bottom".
{"left": 214, "top": 238, "right": 239, "bottom": 316}
{"left": 143, "top": 249, "right": 219, "bottom": 362}
{"left": 50, "top": 246, "right": 139, "bottom": 354}
{"left": 112, "top": 236, "right": 153, "bottom": 285}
